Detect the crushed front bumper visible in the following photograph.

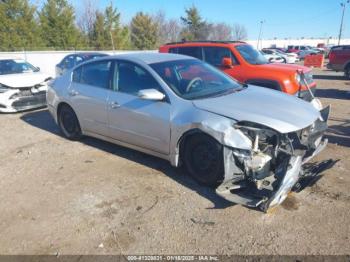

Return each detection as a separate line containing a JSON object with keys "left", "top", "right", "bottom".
{"left": 216, "top": 106, "right": 330, "bottom": 212}
{"left": 0, "top": 86, "right": 47, "bottom": 113}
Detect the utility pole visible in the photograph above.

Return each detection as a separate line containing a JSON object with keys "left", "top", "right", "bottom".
{"left": 257, "top": 20, "right": 265, "bottom": 50}
{"left": 338, "top": 0, "right": 350, "bottom": 45}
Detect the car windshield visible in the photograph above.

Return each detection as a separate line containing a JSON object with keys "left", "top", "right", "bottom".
{"left": 235, "top": 45, "right": 268, "bottom": 65}
{"left": 150, "top": 59, "right": 243, "bottom": 100}
{"left": 0, "top": 59, "right": 39, "bottom": 75}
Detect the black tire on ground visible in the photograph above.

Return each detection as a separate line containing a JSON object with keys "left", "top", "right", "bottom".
{"left": 345, "top": 67, "right": 350, "bottom": 80}
{"left": 183, "top": 134, "right": 224, "bottom": 187}
{"left": 58, "top": 104, "right": 82, "bottom": 140}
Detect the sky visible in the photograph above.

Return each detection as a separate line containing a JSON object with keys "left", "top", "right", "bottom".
{"left": 64, "top": 0, "right": 350, "bottom": 40}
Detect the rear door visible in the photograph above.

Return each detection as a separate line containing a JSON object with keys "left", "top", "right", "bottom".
{"left": 68, "top": 60, "right": 112, "bottom": 136}
{"left": 107, "top": 60, "right": 171, "bottom": 154}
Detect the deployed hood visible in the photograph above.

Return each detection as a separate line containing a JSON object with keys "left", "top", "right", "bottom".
{"left": 193, "top": 86, "right": 321, "bottom": 134}
{"left": 0, "top": 72, "right": 51, "bottom": 88}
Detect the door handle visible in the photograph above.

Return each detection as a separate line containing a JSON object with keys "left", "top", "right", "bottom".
{"left": 68, "top": 90, "right": 79, "bottom": 96}
{"left": 110, "top": 101, "right": 120, "bottom": 109}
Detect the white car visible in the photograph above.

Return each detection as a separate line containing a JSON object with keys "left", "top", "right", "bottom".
{"left": 263, "top": 49, "right": 299, "bottom": 64}
{"left": 260, "top": 51, "right": 285, "bottom": 63}
{"left": 0, "top": 57, "right": 51, "bottom": 112}
{"left": 262, "top": 49, "right": 299, "bottom": 63}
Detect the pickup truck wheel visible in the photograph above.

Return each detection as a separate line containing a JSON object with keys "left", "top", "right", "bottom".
{"left": 58, "top": 105, "right": 82, "bottom": 140}
{"left": 183, "top": 134, "right": 224, "bottom": 187}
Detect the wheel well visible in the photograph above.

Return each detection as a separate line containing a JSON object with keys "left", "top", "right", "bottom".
{"left": 57, "top": 102, "right": 72, "bottom": 118}
{"left": 344, "top": 62, "right": 350, "bottom": 70}
{"left": 178, "top": 129, "right": 217, "bottom": 164}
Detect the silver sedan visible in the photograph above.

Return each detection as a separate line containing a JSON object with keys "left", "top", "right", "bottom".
{"left": 47, "top": 53, "right": 329, "bottom": 212}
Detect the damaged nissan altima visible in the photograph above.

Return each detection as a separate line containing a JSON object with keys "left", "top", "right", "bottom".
{"left": 0, "top": 57, "right": 51, "bottom": 112}
{"left": 47, "top": 53, "right": 329, "bottom": 212}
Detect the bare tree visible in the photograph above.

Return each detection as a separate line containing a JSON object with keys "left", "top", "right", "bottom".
{"left": 77, "top": 0, "right": 97, "bottom": 35}
{"left": 232, "top": 23, "right": 248, "bottom": 41}
{"left": 208, "top": 23, "right": 232, "bottom": 41}
{"left": 153, "top": 10, "right": 182, "bottom": 44}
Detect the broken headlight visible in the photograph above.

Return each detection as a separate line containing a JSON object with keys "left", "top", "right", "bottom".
{"left": 233, "top": 122, "right": 280, "bottom": 181}
{"left": 234, "top": 121, "right": 279, "bottom": 154}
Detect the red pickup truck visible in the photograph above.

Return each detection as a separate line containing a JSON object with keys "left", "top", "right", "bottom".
{"left": 327, "top": 45, "right": 350, "bottom": 79}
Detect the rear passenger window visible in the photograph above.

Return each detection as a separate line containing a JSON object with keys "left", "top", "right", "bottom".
{"left": 72, "top": 66, "right": 82, "bottom": 83}
{"left": 79, "top": 61, "right": 111, "bottom": 89}
{"left": 177, "top": 47, "right": 203, "bottom": 60}
{"left": 169, "top": 48, "right": 178, "bottom": 53}
{"left": 203, "top": 47, "right": 237, "bottom": 66}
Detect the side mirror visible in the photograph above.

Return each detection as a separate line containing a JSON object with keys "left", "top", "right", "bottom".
{"left": 36, "top": 67, "right": 40, "bottom": 72}
{"left": 221, "top": 57, "right": 233, "bottom": 68}
{"left": 138, "top": 89, "right": 165, "bottom": 101}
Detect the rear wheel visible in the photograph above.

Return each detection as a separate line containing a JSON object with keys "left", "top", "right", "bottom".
{"left": 183, "top": 134, "right": 224, "bottom": 187}
{"left": 58, "top": 104, "right": 82, "bottom": 140}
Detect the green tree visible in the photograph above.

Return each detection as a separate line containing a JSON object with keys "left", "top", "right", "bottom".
{"left": 180, "top": 5, "right": 210, "bottom": 41}
{"left": 130, "top": 12, "right": 158, "bottom": 50}
{"left": 90, "top": 11, "right": 109, "bottom": 50}
{"left": 38, "top": 0, "right": 82, "bottom": 49}
{"left": 0, "top": 0, "right": 40, "bottom": 51}
{"left": 90, "top": 3, "right": 131, "bottom": 50}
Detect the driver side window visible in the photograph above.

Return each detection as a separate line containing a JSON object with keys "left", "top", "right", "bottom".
{"left": 203, "top": 47, "right": 238, "bottom": 66}
{"left": 114, "top": 61, "right": 161, "bottom": 96}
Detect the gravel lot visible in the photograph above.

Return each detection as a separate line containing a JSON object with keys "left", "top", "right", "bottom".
{"left": 0, "top": 66, "right": 349, "bottom": 255}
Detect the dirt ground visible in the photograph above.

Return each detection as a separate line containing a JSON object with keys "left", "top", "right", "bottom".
{"left": 0, "top": 66, "right": 349, "bottom": 255}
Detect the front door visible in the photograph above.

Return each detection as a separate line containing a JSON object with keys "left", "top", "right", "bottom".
{"left": 107, "top": 61, "right": 171, "bottom": 155}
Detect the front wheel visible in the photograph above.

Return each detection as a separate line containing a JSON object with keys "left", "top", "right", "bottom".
{"left": 183, "top": 134, "right": 224, "bottom": 187}
{"left": 345, "top": 67, "right": 350, "bottom": 80}
{"left": 58, "top": 105, "right": 82, "bottom": 140}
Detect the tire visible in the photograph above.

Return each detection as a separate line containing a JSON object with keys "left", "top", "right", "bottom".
{"left": 345, "top": 67, "right": 350, "bottom": 80}
{"left": 183, "top": 134, "right": 224, "bottom": 187}
{"left": 58, "top": 104, "right": 82, "bottom": 140}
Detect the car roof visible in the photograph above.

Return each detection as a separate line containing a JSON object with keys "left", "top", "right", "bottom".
{"left": 165, "top": 40, "right": 246, "bottom": 45}
{"left": 75, "top": 52, "right": 108, "bottom": 56}
{"left": 107, "top": 52, "right": 194, "bottom": 64}
{"left": 162, "top": 40, "right": 247, "bottom": 48}
{"left": 63, "top": 52, "right": 108, "bottom": 59}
